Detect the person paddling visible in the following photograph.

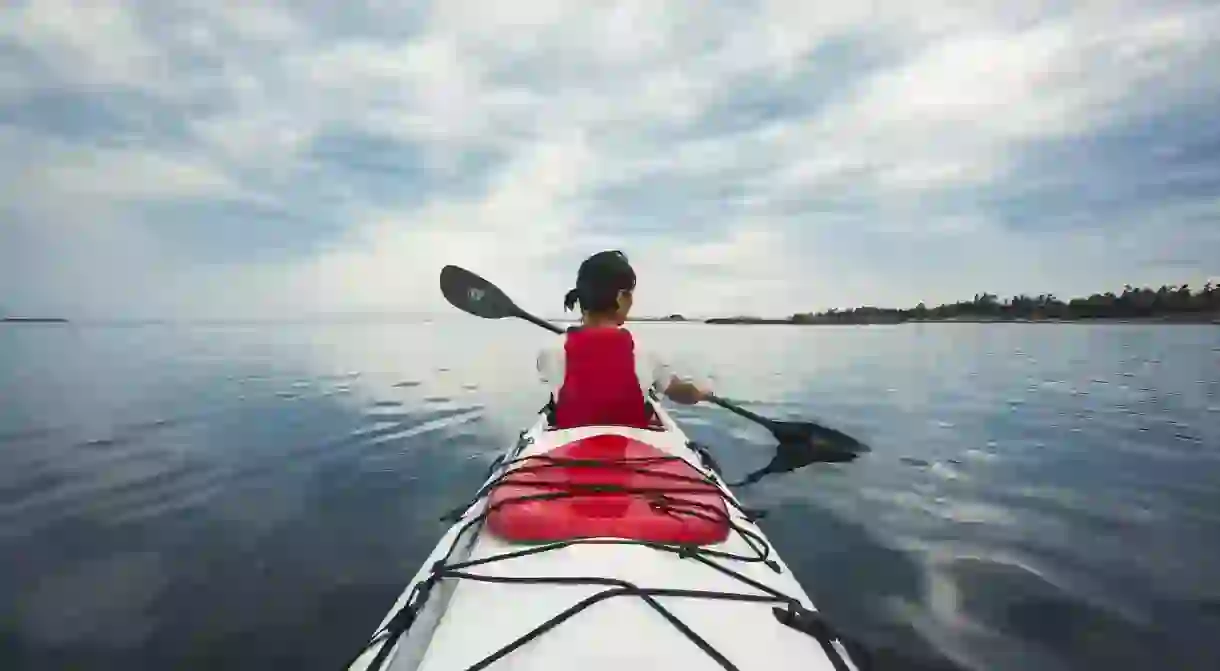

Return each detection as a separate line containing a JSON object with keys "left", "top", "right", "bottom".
{"left": 537, "top": 250, "right": 709, "bottom": 429}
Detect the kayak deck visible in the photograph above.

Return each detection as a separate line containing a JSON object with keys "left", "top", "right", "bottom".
{"left": 349, "top": 402, "right": 857, "bottom": 671}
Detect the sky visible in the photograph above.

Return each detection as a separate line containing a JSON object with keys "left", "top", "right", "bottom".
{"left": 2, "top": 0, "right": 1219, "bottom": 321}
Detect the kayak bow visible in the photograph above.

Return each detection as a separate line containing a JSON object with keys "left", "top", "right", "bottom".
{"left": 347, "top": 398, "right": 860, "bottom": 671}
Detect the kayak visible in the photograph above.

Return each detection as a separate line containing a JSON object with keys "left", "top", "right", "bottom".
{"left": 347, "top": 396, "right": 860, "bottom": 671}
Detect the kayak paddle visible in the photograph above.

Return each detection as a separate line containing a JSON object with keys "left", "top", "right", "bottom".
{"left": 706, "top": 394, "right": 869, "bottom": 462}
{"left": 731, "top": 439, "right": 862, "bottom": 488}
{"left": 439, "top": 264, "right": 870, "bottom": 461}
{"left": 439, "top": 265, "right": 564, "bottom": 335}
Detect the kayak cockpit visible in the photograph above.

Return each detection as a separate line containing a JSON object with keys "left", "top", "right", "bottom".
{"left": 485, "top": 433, "right": 731, "bottom": 545}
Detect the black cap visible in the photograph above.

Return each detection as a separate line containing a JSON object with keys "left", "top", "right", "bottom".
{"left": 564, "top": 250, "right": 636, "bottom": 312}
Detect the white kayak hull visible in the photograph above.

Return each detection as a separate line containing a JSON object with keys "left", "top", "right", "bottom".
{"left": 348, "top": 400, "right": 858, "bottom": 671}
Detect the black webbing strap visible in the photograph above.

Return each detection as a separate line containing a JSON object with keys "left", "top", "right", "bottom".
{"left": 773, "top": 604, "right": 858, "bottom": 671}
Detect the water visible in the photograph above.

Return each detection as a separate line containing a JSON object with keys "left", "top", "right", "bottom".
{"left": 1, "top": 321, "right": 1218, "bottom": 671}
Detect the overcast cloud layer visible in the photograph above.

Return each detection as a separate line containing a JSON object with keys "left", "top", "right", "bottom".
{"left": 3, "top": 0, "right": 1219, "bottom": 320}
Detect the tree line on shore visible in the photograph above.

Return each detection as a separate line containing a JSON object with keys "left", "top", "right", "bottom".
{"left": 786, "top": 282, "right": 1219, "bottom": 324}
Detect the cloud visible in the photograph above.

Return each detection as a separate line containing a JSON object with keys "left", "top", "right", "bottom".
{"left": 2, "top": 0, "right": 1218, "bottom": 320}
{"left": 42, "top": 146, "right": 238, "bottom": 202}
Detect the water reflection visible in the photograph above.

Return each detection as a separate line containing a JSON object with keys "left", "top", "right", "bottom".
{"left": 1, "top": 322, "right": 1218, "bottom": 670}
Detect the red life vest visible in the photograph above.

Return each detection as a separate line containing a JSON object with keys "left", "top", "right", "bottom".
{"left": 552, "top": 327, "right": 652, "bottom": 430}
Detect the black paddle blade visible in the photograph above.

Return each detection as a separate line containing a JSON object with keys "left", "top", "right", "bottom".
{"left": 706, "top": 394, "right": 871, "bottom": 462}
{"left": 731, "top": 439, "right": 859, "bottom": 487}
{"left": 440, "top": 265, "right": 521, "bottom": 320}
{"left": 732, "top": 444, "right": 817, "bottom": 487}
{"left": 770, "top": 420, "right": 871, "bottom": 462}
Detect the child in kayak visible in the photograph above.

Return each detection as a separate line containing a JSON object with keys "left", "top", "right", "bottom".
{"left": 537, "top": 250, "right": 709, "bottom": 429}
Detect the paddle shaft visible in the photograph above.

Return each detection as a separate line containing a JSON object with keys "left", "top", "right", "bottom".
{"left": 514, "top": 308, "right": 565, "bottom": 335}
{"left": 707, "top": 394, "right": 775, "bottom": 430}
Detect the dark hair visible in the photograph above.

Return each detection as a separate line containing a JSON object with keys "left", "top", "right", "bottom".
{"left": 563, "top": 250, "right": 637, "bottom": 313}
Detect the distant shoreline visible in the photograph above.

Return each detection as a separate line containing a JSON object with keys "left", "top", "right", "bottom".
{"left": 705, "top": 283, "right": 1219, "bottom": 325}
{"left": 625, "top": 314, "right": 689, "bottom": 323}
{"left": 702, "top": 315, "right": 1219, "bottom": 325}
{"left": 2, "top": 317, "right": 69, "bottom": 324}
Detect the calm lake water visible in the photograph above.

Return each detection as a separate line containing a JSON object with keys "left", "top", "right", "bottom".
{"left": 2, "top": 320, "right": 1218, "bottom": 671}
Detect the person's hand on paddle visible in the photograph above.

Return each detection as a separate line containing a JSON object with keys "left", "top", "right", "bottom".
{"left": 664, "top": 377, "right": 710, "bottom": 405}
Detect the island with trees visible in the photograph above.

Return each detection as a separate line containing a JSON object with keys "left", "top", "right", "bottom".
{"left": 2, "top": 303, "right": 70, "bottom": 324}
{"left": 2, "top": 317, "right": 70, "bottom": 324}
{"left": 1, "top": 312, "right": 69, "bottom": 324}
{"left": 628, "top": 314, "right": 689, "bottom": 323}
{"left": 708, "top": 283, "right": 1220, "bottom": 325}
